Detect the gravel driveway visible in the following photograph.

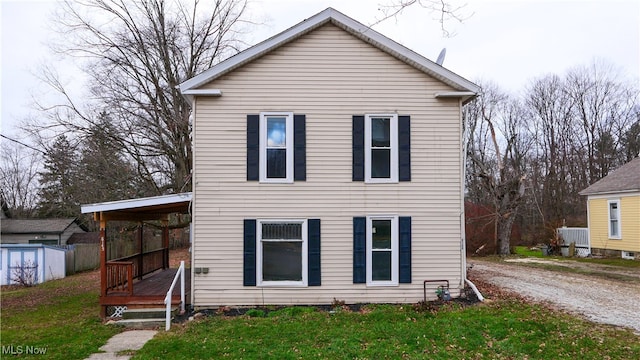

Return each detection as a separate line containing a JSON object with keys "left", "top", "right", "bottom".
{"left": 469, "top": 259, "right": 640, "bottom": 334}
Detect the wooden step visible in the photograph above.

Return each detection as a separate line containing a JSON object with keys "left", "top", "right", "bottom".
{"left": 122, "top": 307, "right": 176, "bottom": 320}
{"left": 111, "top": 318, "right": 166, "bottom": 329}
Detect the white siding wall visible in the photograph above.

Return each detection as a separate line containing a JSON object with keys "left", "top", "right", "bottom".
{"left": 192, "top": 24, "right": 464, "bottom": 306}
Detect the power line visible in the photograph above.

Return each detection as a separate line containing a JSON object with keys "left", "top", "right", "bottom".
{"left": 0, "top": 134, "right": 46, "bottom": 154}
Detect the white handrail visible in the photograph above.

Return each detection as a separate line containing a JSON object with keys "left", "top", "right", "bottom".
{"left": 164, "top": 260, "right": 185, "bottom": 331}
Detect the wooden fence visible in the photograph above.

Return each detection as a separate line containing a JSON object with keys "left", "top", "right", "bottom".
{"left": 63, "top": 244, "right": 101, "bottom": 275}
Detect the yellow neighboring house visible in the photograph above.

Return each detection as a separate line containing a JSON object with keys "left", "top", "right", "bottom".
{"left": 580, "top": 157, "right": 640, "bottom": 259}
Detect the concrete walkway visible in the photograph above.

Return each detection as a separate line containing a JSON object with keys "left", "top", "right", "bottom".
{"left": 85, "top": 330, "right": 157, "bottom": 360}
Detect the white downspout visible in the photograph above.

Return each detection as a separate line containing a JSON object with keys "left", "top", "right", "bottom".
{"left": 460, "top": 98, "right": 484, "bottom": 302}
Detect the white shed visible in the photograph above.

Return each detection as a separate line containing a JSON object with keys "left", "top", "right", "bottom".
{"left": 0, "top": 244, "right": 67, "bottom": 286}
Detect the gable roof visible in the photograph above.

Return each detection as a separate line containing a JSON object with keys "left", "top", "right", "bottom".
{"left": 179, "top": 7, "right": 479, "bottom": 101}
{"left": 1, "top": 218, "right": 80, "bottom": 234}
{"left": 67, "top": 232, "right": 100, "bottom": 244}
{"left": 580, "top": 157, "right": 640, "bottom": 196}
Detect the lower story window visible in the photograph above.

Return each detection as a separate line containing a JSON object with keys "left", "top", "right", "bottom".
{"left": 367, "top": 216, "right": 398, "bottom": 286}
{"left": 257, "top": 220, "right": 307, "bottom": 286}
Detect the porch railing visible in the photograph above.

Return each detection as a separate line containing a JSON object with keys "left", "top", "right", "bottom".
{"left": 557, "top": 227, "right": 590, "bottom": 257}
{"left": 111, "top": 248, "right": 166, "bottom": 280}
{"left": 105, "top": 261, "right": 133, "bottom": 295}
{"left": 164, "top": 260, "right": 185, "bottom": 331}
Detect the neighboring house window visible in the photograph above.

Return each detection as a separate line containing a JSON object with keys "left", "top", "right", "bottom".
{"left": 246, "top": 113, "right": 306, "bottom": 183}
{"left": 353, "top": 216, "right": 411, "bottom": 286}
{"left": 243, "top": 219, "right": 321, "bottom": 287}
{"left": 608, "top": 200, "right": 621, "bottom": 239}
{"left": 353, "top": 115, "right": 410, "bottom": 182}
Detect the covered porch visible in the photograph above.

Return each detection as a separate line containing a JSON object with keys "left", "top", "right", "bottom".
{"left": 81, "top": 193, "right": 192, "bottom": 317}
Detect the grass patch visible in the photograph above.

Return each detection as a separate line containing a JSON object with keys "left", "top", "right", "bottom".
{"left": 513, "top": 246, "right": 546, "bottom": 258}
{"left": 133, "top": 302, "right": 640, "bottom": 359}
{"left": 0, "top": 271, "right": 121, "bottom": 360}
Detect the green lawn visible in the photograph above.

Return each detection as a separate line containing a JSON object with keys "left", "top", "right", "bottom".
{"left": 133, "top": 302, "right": 640, "bottom": 360}
{"left": 2, "top": 260, "right": 639, "bottom": 360}
{"left": 0, "top": 271, "right": 121, "bottom": 360}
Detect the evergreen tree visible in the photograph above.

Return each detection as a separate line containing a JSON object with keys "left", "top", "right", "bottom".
{"left": 37, "top": 135, "right": 79, "bottom": 218}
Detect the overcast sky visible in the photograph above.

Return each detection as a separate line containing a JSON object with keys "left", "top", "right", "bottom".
{"left": 1, "top": 0, "right": 639, "bottom": 139}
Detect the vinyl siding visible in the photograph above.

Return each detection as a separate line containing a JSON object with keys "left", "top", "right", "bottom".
{"left": 191, "top": 24, "right": 465, "bottom": 306}
{"left": 588, "top": 194, "right": 640, "bottom": 252}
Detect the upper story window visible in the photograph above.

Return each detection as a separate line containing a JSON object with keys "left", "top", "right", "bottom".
{"left": 365, "top": 114, "right": 398, "bottom": 183}
{"left": 260, "top": 112, "right": 294, "bottom": 183}
{"left": 352, "top": 114, "right": 410, "bottom": 183}
{"left": 608, "top": 199, "right": 621, "bottom": 239}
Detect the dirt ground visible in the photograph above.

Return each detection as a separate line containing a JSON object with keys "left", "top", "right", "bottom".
{"left": 469, "top": 258, "right": 640, "bottom": 334}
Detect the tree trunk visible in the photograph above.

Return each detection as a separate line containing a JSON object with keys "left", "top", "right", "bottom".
{"left": 497, "top": 212, "right": 517, "bottom": 255}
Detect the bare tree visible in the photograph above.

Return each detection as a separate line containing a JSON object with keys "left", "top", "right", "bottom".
{"left": 31, "top": 0, "right": 251, "bottom": 194}
{"left": 0, "top": 142, "right": 42, "bottom": 218}
{"left": 372, "top": 0, "right": 471, "bottom": 36}
{"left": 565, "top": 60, "right": 638, "bottom": 182}
{"left": 526, "top": 74, "right": 576, "bottom": 225}
{"left": 465, "top": 82, "right": 531, "bottom": 255}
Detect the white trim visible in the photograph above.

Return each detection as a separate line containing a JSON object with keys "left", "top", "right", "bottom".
{"left": 585, "top": 191, "right": 640, "bottom": 200}
{"left": 366, "top": 215, "right": 398, "bottom": 286}
{"left": 179, "top": 8, "right": 479, "bottom": 95}
{"left": 259, "top": 112, "right": 294, "bottom": 183}
{"left": 181, "top": 89, "right": 222, "bottom": 96}
{"left": 80, "top": 192, "right": 192, "bottom": 214}
{"left": 435, "top": 91, "right": 477, "bottom": 104}
{"left": 364, "top": 114, "right": 398, "bottom": 183}
{"left": 607, "top": 199, "right": 622, "bottom": 239}
{"left": 256, "top": 219, "right": 308, "bottom": 287}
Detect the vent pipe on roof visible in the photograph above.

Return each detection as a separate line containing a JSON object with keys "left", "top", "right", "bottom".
{"left": 436, "top": 48, "right": 446, "bottom": 65}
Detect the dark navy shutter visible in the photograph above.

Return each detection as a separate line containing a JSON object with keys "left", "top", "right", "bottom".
{"left": 246, "top": 115, "right": 260, "bottom": 181}
{"left": 307, "top": 219, "right": 321, "bottom": 286}
{"left": 352, "top": 116, "right": 365, "bottom": 181}
{"left": 294, "top": 114, "right": 306, "bottom": 181}
{"left": 399, "top": 216, "right": 412, "bottom": 283}
{"left": 243, "top": 219, "right": 257, "bottom": 286}
{"left": 353, "top": 217, "right": 366, "bottom": 283}
{"left": 398, "top": 116, "right": 411, "bottom": 182}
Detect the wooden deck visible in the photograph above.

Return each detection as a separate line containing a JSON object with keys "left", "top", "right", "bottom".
{"left": 100, "top": 268, "right": 191, "bottom": 308}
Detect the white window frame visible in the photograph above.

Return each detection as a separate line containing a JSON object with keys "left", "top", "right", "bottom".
{"left": 259, "top": 112, "right": 294, "bottom": 183}
{"left": 366, "top": 215, "right": 398, "bottom": 286}
{"left": 256, "top": 219, "right": 307, "bottom": 287}
{"left": 607, "top": 199, "right": 622, "bottom": 239}
{"left": 365, "top": 114, "right": 398, "bottom": 183}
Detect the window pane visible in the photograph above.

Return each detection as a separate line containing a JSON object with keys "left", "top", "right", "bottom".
{"left": 267, "top": 149, "right": 286, "bottom": 178}
{"left": 262, "top": 242, "right": 302, "bottom": 281}
{"left": 372, "top": 220, "right": 391, "bottom": 249}
{"left": 371, "top": 118, "right": 390, "bottom": 147}
{"left": 267, "top": 117, "right": 287, "bottom": 147}
{"left": 371, "top": 149, "right": 391, "bottom": 178}
{"left": 372, "top": 251, "right": 391, "bottom": 281}
{"left": 610, "top": 203, "right": 618, "bottom": 220}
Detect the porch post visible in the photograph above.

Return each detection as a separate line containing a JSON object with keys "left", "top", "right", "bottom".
{"left": 99, "top": 215, "right": 107, "bottom": 318}
{"left": 138, "top": 222, "right": 143, "bottom": 280}
{"left": 162, "top": 218, "right": 169, "bottom": 269}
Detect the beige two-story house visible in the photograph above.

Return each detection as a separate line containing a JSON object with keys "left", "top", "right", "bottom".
{"left": 180, "top": 8, "right": 480, "bottom": 307}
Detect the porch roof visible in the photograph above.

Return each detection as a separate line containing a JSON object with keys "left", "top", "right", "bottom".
{"left": 81, "top": 193, "right": 192, "bottom": 221}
